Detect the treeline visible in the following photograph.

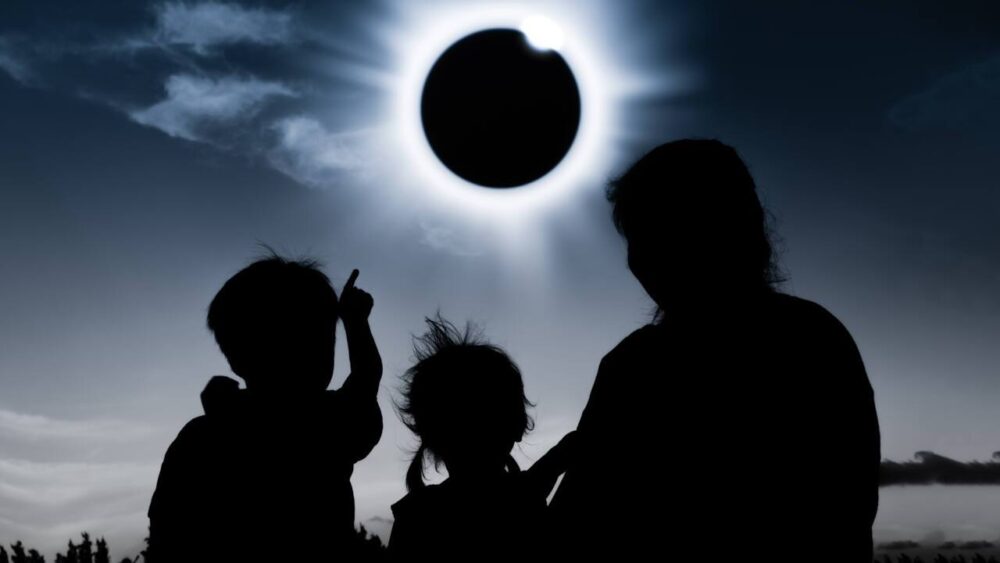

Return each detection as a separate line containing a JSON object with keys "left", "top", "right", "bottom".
{"left": 14, "top": 530, "right": 1000, "bottom": 563}
{"left": 880, "top": 451, "right": 1000, "bottom": 486}
{"left": 877, "top": 555, "right": 1000, "bottom": 563}
{"left": 0, "top": 533, "right": 136, "bottom": 563}
{"left": 0, "top": 527, "right": 387, "bottom": 563}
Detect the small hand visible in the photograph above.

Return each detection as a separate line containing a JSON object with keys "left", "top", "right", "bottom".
{"left": 340, "top": 269, "right": 374, "bottom": 325}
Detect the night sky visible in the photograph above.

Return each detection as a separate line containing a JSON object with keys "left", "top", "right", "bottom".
{"left": 1, "top": 0, "right": 999, "bottom": 555}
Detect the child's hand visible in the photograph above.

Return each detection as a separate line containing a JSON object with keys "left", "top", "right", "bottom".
{"left": 339, "top": 268, "right": 383, "bottom": 400}
{"left": 340, "top": 269, "right": 374, "bottom": 325}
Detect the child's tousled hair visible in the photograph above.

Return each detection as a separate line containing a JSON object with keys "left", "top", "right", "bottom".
{"left": 207, "top": 250, "right": 338, "bottom": 383}
{"left": 397, "top": 315, "right": 534, "bottom": 491}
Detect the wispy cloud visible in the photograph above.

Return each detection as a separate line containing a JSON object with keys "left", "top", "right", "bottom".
{"left": 268, "top": 116, "right": 371, "bottom": 188}
{"left": 0, "top": 409, "right": 152, "bottom": 443}
{"left": 0, "top": 458, "right": 156, "bottom": 555}
{"left": 131, "top": 74, "right": 295, "bottom": 141}
{"left": 0, "top": 408, "right": 159, "bottom": 554}
{"left": 419, "top": 222, "right": 485, "bottom": 258}
{"left": 0, "top": 458, "right": 155, "bottom": 507}
{"left": 1, "top": 5, "right": 379, "bottom": 194}
{"left": 889, "top": 53, "right": 1000, "bottom": 132}
{"left": 151, "top": 1, "right": 294, "bottom": 54}
{"left": 0, "top": 36, "right": 31, "bottom": 84}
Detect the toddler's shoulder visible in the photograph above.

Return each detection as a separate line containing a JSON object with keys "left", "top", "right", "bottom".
{"left": 391, "top": 483, "right": 446, "bottom": 521}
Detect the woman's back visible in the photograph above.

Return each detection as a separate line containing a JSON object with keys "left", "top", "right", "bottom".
{"left": 551, "top": 292, "right": 879, "bottom": 561}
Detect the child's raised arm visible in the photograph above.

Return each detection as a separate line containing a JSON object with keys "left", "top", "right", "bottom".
{"left": 339, "top": 269, "right": 383, "bottom": 399}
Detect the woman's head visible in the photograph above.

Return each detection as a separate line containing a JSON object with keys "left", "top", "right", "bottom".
{"left": 398, "top": 316, "right": 534, "bottom": 490}
{"left": 608, "top": 139, "right": 781, "bottom": 310}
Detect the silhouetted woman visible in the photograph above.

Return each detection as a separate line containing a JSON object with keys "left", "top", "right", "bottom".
{"left": 388, "top": 316, "right": 574, "bottom": 562}
{"left": 550, "top": 139, "right": 880, "bottom": 562}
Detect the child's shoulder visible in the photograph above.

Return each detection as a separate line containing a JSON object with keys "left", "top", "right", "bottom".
{"left": 166, "top": 411, "right": 254, "bottom": 459}
{"left": 165, "top": 415, "right": 218, "bottom": 456}
{"left": 154, "top": 416, "right": 227, "bottom": 486}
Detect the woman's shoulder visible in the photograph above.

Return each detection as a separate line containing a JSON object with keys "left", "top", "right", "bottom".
{"left": 586, "top": 325, "right": 664, "bottom": 399}
{"left": 767, "top": 293, "right": 853, "bottom": 337}
{"left": 762, "top": 293, "right": 869, "bottom": 370}
{"left": 604, "top": 324, "right": 661, "bottom": 360}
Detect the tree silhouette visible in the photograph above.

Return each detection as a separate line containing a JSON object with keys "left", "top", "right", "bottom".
{"left": 94, "top": 539, "right": 108, "bottom": 563}
{"left": 7, "top": 530, "right": 1000, "bottom": 563}
{"left": 55, "top": 539, "right": 75, "bottom": 563}
{"left": 10, "top": 541, "right": 27, "bottom": 563}
{"left": 5, "top": 527, "right": 392, "bottom": 563}
{"left": 77, "top": 534, "right": 91, "bottom": 563}
{"left": 354, "top": 525, "right": 388, "bottom": 563}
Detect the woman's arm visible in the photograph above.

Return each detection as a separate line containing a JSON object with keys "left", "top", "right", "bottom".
{"left": 524, "top": 431, "right": 578, "bottom": 500}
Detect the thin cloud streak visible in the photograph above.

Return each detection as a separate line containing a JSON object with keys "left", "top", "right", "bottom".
{"left": 888, "top": 53, "right": 1000, "bottom": 132}
{"left": 131, "top": 74, "right": 296, "bottom": 142}
{"left": 419, "top": 222, "right": 485, "bottom": 258}
{"left": 0, "top": 37, "right": 31, "bottom": 84}
{"left": 268, "top": 117, "right": 373, "bottom": 188}
{"left": 0, "top": 409, "right": 153, "bottom": 443}
{"left": 152, "top": 1, "right": 294, "bottom": 54}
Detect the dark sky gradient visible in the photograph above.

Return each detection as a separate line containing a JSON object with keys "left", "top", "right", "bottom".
{"left": 1, "top": 0, "right": 999, "bottom": 554}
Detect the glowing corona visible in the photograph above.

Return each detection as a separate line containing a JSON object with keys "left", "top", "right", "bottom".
{"left": 388, "top": 4, "right": 619, "bottom": 217}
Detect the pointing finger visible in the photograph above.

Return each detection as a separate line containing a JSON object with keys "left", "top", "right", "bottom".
{"left": 344, "top": 268, "right": 360, "bottom": 292}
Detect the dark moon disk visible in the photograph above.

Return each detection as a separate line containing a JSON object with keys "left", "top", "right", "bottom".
{"left": 421, "top": 28, "right": 581, "bottom": 188}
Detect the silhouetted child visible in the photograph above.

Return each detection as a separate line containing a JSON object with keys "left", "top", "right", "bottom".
{"left": 387, "top": 316, "right": 575, "bottom": 562}
{"left": 147, "top": 255, "right": 382, "bottom": 563}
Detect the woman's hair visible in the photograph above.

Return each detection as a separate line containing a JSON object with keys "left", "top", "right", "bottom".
{"left": 607, "top": 138, "right": 784, "bottom": 294}
{"left": 397, "top": 315, "right": 534, "bottom": 491}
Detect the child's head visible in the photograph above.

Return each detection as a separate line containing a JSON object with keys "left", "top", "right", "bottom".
{"left": 207, "top": 253, "right": 338, "bottom": 392}
{"left": 398, "top": 316, "right": 534, "bottom": 490}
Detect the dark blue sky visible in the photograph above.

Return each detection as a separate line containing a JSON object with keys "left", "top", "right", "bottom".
{"left": 1, "top": 0, "right": 998, "bottom": 554}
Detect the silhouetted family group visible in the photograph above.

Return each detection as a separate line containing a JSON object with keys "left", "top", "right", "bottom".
{"left": 146, "top": 140, "right": 880, "bottom": 562}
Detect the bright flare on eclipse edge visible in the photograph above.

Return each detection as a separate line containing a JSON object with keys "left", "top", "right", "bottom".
{"left": 521, "top": 16, "right": 565, "bottom": 51}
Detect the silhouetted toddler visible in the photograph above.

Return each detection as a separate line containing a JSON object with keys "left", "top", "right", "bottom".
{"left": 147, "top": 256, "right": 383, "bottom": 563}
{"left": 387, "top": 316, "right": 575, "bottom": 561}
